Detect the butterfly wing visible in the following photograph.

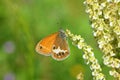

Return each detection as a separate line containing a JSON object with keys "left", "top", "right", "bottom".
{"left": 51, "top": 30, "right": 70, "bottom": 61}
{"left": 35, "top": 32, "right": 59, "bottom": 56}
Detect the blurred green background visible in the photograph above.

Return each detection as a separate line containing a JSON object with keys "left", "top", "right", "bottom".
{"left": 0, "top": 0, "right": 114, "bottom": 80}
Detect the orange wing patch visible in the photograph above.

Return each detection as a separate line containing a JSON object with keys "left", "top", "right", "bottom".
{"left": 35, "top": 32, "right": 59, "bottom": 56}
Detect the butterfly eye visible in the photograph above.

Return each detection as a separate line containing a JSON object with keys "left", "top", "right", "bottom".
{"left": 39, "top": 46, "right": 42, "bottom": 49}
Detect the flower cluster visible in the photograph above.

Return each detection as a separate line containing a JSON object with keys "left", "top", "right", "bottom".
{"left": 109, "top": 69, "right": 120, "bottom": 80}
{"left": 84, "top": 0, "right": 120, "bottom": 79}
{"left": 66, "top": 29, "right": 106, "bottom": 80}
{"left": 76, "top": 72, "right": 84, "bottom": 80}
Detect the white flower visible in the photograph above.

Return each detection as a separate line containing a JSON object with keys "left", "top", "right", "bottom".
{"left": 107, "top": 0, "right": 113, "bottom": 2}
{"left": 100, "top": 3, "right": 106, "bottom": 9}
{"left": 114, "top": 0, "right": 120, "bottom": 3}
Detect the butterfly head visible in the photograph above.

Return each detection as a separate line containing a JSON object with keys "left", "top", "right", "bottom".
{"left": 59, "top": 29, "right": 67, "bottom": 39}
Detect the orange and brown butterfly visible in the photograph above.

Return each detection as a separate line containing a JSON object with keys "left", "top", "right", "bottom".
{"left": 35, "top": 29, "right": 70, "bottom": 61}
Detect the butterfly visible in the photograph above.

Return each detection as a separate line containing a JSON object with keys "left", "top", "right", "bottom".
{"left": 35, "top": 29, "right": 70, "bottom": 61}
